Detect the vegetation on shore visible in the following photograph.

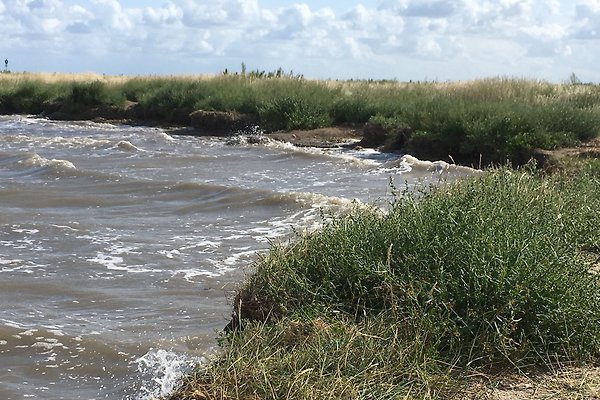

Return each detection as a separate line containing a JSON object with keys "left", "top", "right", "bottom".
{"left": 167, "top": 165, "right": 600, "bottom": 399}
{"left": 2, "top": 71, "right": 600, "bottom": 165}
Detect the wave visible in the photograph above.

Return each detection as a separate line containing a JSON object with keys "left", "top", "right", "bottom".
{"left": 0, "top": 133, "right": 115, "bottom": 151}
{"left": 0, "top": 151, "right": 129, "bottom": 184}
{"left": 383, "top": 154, "right": 481, "bottom": 174}
{"left": 0, "top": 320, "right": 130, "bottom": 367}
{"left": 3, "top": 152, "right": 78, "bottom": 178}
{"left": 161, "top": 180, "right": 370, "bottom": 216}
{"left": 219, "top": 134, "right": 389, "bottom": 169}
{"left": 266, "top": 141, "right": 385, "bottom": 168}
{"left": 19, "top": 152, "right": 76, "bottom": 170}
{"left": 115, "top": 140, "right": 145, "bottom": 152}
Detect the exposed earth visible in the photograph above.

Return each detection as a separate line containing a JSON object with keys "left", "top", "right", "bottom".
{"left": 266, "top": 126, "right": 362, "bottom": 148}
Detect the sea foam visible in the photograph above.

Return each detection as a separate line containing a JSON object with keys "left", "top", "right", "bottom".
{"left": 134, "top": 349, "right": 206, "bottom": 400}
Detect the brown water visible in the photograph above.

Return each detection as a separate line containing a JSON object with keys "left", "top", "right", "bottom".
{"left": 0, "top": 116, "right": 474, "bottom": 399}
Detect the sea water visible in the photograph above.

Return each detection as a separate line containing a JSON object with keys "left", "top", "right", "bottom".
{"left": 0, "top": 116, "right": 474, "bottom": 399}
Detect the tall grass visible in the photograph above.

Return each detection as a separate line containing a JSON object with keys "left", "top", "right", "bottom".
{"left": 2, "top": 73, "right": 600, "bottom": 164}
{"left": 168, "top": 169, "right": 600, "bottom": 399}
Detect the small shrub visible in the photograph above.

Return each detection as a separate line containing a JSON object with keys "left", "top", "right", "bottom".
{"left": 330, "top": 96, "right": 374, "bottom": 124}
{"left": 258, "top": 96, "right": 332, "bottom": 131}
{"left": 65, "top": 80, "right": 123, "bottom": 110}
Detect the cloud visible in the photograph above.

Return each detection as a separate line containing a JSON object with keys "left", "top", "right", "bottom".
{"left": 401, "top": 0, "right": 458, "bottom": 18}
{"left": 572, "top": 0, "right": 600, "bottom": 39}
{"left": 0, "top": 0, "right": 597, "bottom": 81}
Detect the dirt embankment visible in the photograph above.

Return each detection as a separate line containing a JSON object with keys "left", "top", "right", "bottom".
{"left": 266, "top": 126, "right": 362, "bottom": 148}
{"left": 533, "top": 136, "right": 600, "bottom": 171}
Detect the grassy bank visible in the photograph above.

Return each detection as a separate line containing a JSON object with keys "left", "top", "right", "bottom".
{"left": 167, "top": 167, "right": 600, "bottom": 399}
{"left": 2, "top": 72, "right": 600, "bottom": 165}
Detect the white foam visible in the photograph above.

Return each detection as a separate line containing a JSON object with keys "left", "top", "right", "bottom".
{"left": 116, "top": 140, "right": 145, "bottom": 152}
{"left": 158, "top": 249, "right": 181, "bottom": 259}
{"left": 149, "top": 130, "right": 176, "bottom": 143}
{"left": 88, "top": 253, "right": 124, "bottom": 270}
{"left": 31, "top": 340, "right": 66, "bottom": 350}
{"left": 107, "top": 264, "right": 163, "bottom": 274}
{"left": 18, "top": 153, "right": 76, "bottom": 171}
{"left": 173, "top": 269, "right": 217, "bottom": 281}
{"left": 50, "top": 224, "right": 80, "bottom": 232}
{"left": 1, "top": 319, "right": 29, "bottom": 329}
{"left": 134, "top": 349, "right": 205, "bottom": 400}
{"left": 386, "top": 154, "right": 481, "bottom": 174}
{"left": 223, "top": 250, "right": 259, "bottom": 266}
{"left": 12, "top": 228, "right": 39, "bottom": 235}
{"left": 285, "top": 190, "right": 367, "bottom": 211}
{"left": 274, "top": 142, "right": 384, "bottom": 168}
{"left": 0, "top": 258, "right": 22, "bottom": 265}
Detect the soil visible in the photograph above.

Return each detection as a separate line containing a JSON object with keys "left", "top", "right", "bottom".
{"left": 534, "top": 136, "right": 600, "bottom": 171}
{"left": 265, "top": 126, "right": 362, "bottom": 148}
{"left": 466, "top": 366, "right": 600, "bottom": 399}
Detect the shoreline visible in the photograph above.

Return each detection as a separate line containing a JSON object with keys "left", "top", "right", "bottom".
{"left": 3, "top": 73, "right": 600, "bottom": 169}
{"left": 10, "top": 109, "right": 600, "bottom": 172}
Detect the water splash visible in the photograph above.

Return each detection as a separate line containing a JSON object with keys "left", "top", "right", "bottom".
{"left": 133, "top": 349, "right": 206, "bottom": 399}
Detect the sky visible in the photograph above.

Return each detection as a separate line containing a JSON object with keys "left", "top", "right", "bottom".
{"left": 1, "top": 0, "right": 600, "bottom": 82}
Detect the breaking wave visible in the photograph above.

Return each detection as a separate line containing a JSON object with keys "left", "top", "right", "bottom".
{"left": 384, "top": 154, "right": 481, "bottom": 174}
{"left": 2, "top": 152, "right": 78, "bottom": 178}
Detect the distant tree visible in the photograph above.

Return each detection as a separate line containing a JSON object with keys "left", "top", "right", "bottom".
{"left": 569, "top": 72, "right": 582, "bottom": 85}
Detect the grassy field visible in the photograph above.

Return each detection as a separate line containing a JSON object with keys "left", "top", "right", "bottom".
{"left": 2, "top": 72, "right": 600, "bottom": 165}
{"left": 167, "top": 166, "right": 600, "bottom": 399}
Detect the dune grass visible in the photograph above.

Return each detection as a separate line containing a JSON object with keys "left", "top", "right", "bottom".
{"left": 1, "top": 73, "right": 600, "bottom": 164}
{"left": 168, "top": 167, "right": 600, "bottom": 399}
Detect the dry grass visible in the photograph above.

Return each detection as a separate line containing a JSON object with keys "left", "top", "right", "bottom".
{"left": 467, "top": 366, "right": 600, "bottom": 399}
{"left": 0, "top": 72, "right": 218, "bottom": 85}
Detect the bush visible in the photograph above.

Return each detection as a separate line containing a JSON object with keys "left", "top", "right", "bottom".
{"left": 330, "top": 96, "right": 374, "bottom": 124}
{"left": 169, "top": 170, "right": 600, "bottom": 399}
{"left": 236, "top": 170, "right": 600, "bottom": 366}
{"left": 258, "top": 95, "right": 332, "bottom": 130}
{"left": 0, "top": 81, "right": 57, "bottom": 113}
{"left": 67, "top": 80, "right": 122, "bottom": 107}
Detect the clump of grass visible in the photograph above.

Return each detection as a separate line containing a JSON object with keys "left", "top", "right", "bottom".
{"left": 63, "top": 80, "right": 124, "bottom": 111}
{"left": 239, "top": 169, "right": 600, "bottom": 364}
{"left": 172, "top": 316, "right": 458, "bottom": 400}
{"left": 168, "top": 169, "right": 600, "bottom": 399}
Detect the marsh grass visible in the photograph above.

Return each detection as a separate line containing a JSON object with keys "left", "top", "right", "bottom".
{"left": 168, "top": 169, "right": 600, "bottom": 399}
{"left": 2, "top": 73, "right": 600, "bottom": 164}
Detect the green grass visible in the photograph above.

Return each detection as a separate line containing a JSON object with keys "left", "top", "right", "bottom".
{"left": 168, "top": 168, "right": 600, "bottom": 399}
{"left": 2, "top": 73, "right": 600, "bottom": 165}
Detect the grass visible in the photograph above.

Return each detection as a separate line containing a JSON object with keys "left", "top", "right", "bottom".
{"left": 2, "top": 73, "right": 600, "bottom": 165}
{"left": 167, "top": 167, "right": 600, "bottom": 399}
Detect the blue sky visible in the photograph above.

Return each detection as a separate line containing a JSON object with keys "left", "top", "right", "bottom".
{"left": 1, "top": 0, "right": 599, "bottom": 82}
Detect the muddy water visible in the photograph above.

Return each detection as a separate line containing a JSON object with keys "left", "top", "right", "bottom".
{"left": 0, "top": 116, "right": 473, "bottom": 399}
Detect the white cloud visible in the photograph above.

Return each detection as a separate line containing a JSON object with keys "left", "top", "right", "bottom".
{"left": 572, "top": 0, "right": 600, "bottom": 39}
{"left": 0, "top": 0, "right": 597, "bottom": 81}
{"left": 401, "top": 0, "right": 458, "bottom": 18}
